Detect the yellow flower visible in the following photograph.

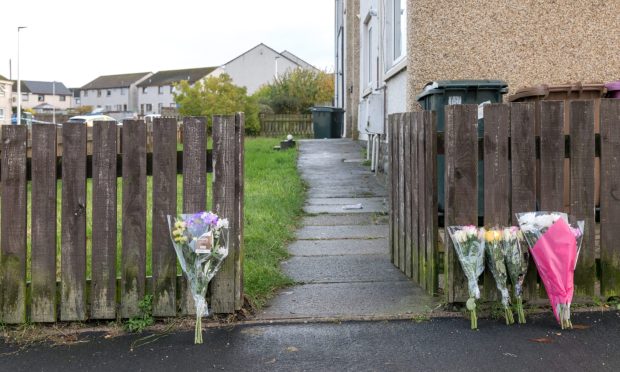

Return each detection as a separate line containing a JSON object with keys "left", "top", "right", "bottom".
{"left": 485, "top": 230, "right": 501, "bottom": 242}
{"left": 493, "top": 230, "right": 502, "bottom": 241}
{"left": 485, "top": 230, "right": 495, "bottom": 242}
{"left": 174, "top": 221, "right": 186, "bottom": 230}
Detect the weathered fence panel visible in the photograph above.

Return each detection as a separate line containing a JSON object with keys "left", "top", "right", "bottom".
{"left": 0, "top": 116, "right": 244, "bottom": 324}
{"left": 570, "top": 101, "right": 596, "bottom": 296}
{"left": 181, "top": 117, "right": 207, "bottom": 315}
{"left": 152, "top": 118, "right": 178, "bottom": 317}
{"left": 1, "top": 126, "right": 28, "bottom": 324}
{"left": 444, "top": 105, "right": 478, "bottom": 303}
{"left": 259, "top": 113, "right": 313, "bottom": 137}
{"left": 30, "top": 124, "right": 57, "bottom": 322}
{"left": 91, "top": 121, "right": 118, "bottom": 320}
{"left": 600, "top": 99, "right": 620, "bottom": 297}
{"left": 389, "top": 99, "right": 620, "bottom": 304}
{"left": 60, "top": 123, "right": 87, "bottom": 321}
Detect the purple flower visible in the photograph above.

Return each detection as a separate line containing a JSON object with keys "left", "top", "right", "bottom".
{"left": 201, "top": 212, "right": 219, "bottom": 226}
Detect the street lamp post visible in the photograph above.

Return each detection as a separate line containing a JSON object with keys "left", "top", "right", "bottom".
{"left": 17, "top": 26, "right": 27, "bottom": 125}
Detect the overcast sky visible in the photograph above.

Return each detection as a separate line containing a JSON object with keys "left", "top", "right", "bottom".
{"left": 0, "top": 0, "right": 335, "bottom": 88}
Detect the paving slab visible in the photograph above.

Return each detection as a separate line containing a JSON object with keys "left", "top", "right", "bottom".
{"left": 295, "top": 225, "right": 387, "bottom": 240}
{"left": 282, "top": 255, "right": 405, "bottom": 283}
{"left": 257, "top": 281, "right": 437, "bottom": 319}
{"left": 305, "top": 197, "right": 385, "bottom": 206}
{"left": 288, "top": 239, "right": 388, "bottom": 256}
{"left": 302, "top": 214, "right": 388, "bottom": 226}
{"left": 303, "top": 202, "right": 386, "bottom": 214}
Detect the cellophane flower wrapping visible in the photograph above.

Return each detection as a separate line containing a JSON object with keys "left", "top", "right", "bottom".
{"left": 516, "top": 212, "right": 584, "bottom": 329}
{"left": 502, "top": 226, "right": 529, "bottom": 324}
{"left": 168, "top": 212, "right": 230, "bottom": 344}
{"left": 484, "top": 227, "right": 514, "bottom": 325}
{"left": 447, "top": 225, "right": 485, "bottom": 329}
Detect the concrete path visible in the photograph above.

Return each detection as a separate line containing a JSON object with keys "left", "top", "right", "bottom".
{"left": 258, "top": 139, "right": 437, "bottom": 320}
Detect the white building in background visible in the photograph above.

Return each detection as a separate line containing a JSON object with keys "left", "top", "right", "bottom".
{"left": 11, "top": 80, "right": 73, "bottom": 113}
{"left": 80, "top": 72, "right": 152, "bottom": 113}
{"left": 136, "top": 66, "right": 223, "bottom": 115}
{"left": 223, "top": 43, "right": 318, "bottom": 94}
{"left": 0, "top": 75, "right": 12, "bottom": 125}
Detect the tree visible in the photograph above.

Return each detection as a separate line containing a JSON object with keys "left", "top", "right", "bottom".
{"left": 173, "top": 74, "right": 260, "bottom": 135}
{"left": 254, "top": 68, "right": 334, "bottom": 114}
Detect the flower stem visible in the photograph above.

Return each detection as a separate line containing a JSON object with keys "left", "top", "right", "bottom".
{"left": 195, "top": 314, "right": 203, "bottom": 344}
{"left": 471, "top": 308, "right": 477, "bottom": 330}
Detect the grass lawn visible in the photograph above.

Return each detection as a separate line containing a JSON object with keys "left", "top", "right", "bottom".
{"left": 23, "top": 137, "right": 304, "bottom": 311}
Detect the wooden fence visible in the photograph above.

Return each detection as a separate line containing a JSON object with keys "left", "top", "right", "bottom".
{"left": 259, "top": 113, "right": 313, "bottom": 137}
{"left": 389, "top": 99, "right": 620, "bottom": 303}
{"left": 0, "top": 115, "right": 244, "bottom": 324}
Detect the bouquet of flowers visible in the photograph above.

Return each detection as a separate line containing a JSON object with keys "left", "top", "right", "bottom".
{"left": 484, "top": 227, "right": 514, "bottom": 325}
{"left": 447, "top": 225, "right": 485, "bottom": 330}
{"left": 168, "top": 212, "right": 229, "bottom": 344}
{"left": 502, "top": 226, "right": 528, "bottom": 324}
{"left": 516, "top": 212, "right": 584, "bottom": 329}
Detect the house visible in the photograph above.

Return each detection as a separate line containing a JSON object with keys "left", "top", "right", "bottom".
{"left": 11, "top": 80, "right": 73, "bottom": 113}
{"left": 336, "top": 1, "right": 620, "bottom": 172}
{"left": 222, "top": 43, "right": 318, "bottom": 94}
{"left": 0, "top": 75, "right": 12, "bottom": 125}
{"left": 136, "top": 66, "right": 223, "bottom": 115}
{"left": 80, "top": 72, "right": 152, "bottom": 113}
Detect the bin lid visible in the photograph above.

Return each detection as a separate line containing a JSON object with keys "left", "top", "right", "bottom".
{"left": 605, "top": 80, "right": 620, "bottom": 92}
{"left": 416, "top": 80, "right": 508, "bottom": 101}
{"left": 311, "top": 106, "right": 344, "bottom": 112}
{"left": 508, "top": 82, "right": 607, "bottom": 102}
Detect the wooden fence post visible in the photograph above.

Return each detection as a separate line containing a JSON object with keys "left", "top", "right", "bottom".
{"left": 416, "top": 112, "right": 427, "bottom": 290}
{"left": 152, "top": 117, "right": 178, "bottom": 317}
{"left": 121, "top": 120, "right": 147, "bottom": 318}
{"left": 424, "top": 111, "right": 438, "bottom": 294}
{"left": 1, "top": 126, "right": 28, "bottom": 324}
{"left": 388, "top": 115, "right": 396, "bottom": 265}
{"left": 397, "top": 114, "right": 405, "bottom": 272}
{"left": 482, "top": 104, "right": 511, "bottom": 300}
{"left": 61, "top": 123, "right": 87, "bottom": 321}
{"left": 91, "top": 121, "right": 118, "bottom": 320}
{"left": 600, "top": 98, "right": 620, "bottom": 298}
{"left": 539, "top": 101, "right": 565, "bottom": 212}
{"left": 510, "top": 102, "right": 538, "bottom": 300}
{"left": 181, "top": 117, "right": 207, "bottom": 315}
{"left": 30, "top": 124, "right": 58, "bottom": 322}
{"left": 570, "top": 100, "right": 596, "bottom": 297}
{"left": 211, "top": 115, "right": 237, "bottom": 313}
{"left": 403, "top": 113, "right": 412, "bottom": 278}
{"left": 444, "top": 105, "right": 478, "bottom": 303}
{"left": 234, "top": 113, "right": 245, "bottom": 310}
{"left": 409, "top": 113, "right": 420, "bottom": 283}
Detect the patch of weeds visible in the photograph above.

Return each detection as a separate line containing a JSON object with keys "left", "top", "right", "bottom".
{"left": 362, "top": 159, "right": 372, "bottom": 167}
{"left": 488, "top": 301, "right": 505, "bottom": 320}
{"left": 411, "top": 313, "right": 430, "bottom": 323}
{"left": 124, "top": 295, "right": 154, "bottom": 333}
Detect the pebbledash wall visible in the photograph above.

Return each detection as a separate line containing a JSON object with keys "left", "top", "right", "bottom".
{"left": 406, "top": 0, "right": 620, "bottom": 110}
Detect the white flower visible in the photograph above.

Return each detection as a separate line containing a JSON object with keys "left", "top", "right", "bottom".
{"left": 216, "top": 218, "right": 229, "bottom": 229}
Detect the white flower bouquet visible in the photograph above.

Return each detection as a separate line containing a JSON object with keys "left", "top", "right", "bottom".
{"left": 502, "top": 226, "right": 529, "bottom": 324}
{"left": 447, "top": 225, "right": 485, "bottom": 330}
{"left": 168, "top": 212, "right": 229, "bottom": 344}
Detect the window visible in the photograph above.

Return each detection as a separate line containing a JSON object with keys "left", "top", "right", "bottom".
{"left": 105, "top": 105, "right": 111, "bottom": 111}
{"left": 76, "top": 98, "right": 81, "bottom": 105}
{"left": 158, "top": 86, "right": 164, "bottom": 95}
{"left": 0, "top": 85, "right": 5, "bottom": 97}
{"left": 38, "top": 95, "right": 45, "bottom": 102}
{"left": 59, "top": 95, "right": 66, "bottom": 102}
{"left": 123, "top": 104, "right": 127, "bottom": 111}
{"left": 83, "top": 90, "right": 88, "bottom": 97}
{"left": 142, "top": 87, "right": 148, "bottom": 94}
{"left": 106, "top": 90, "right": 112, "bottom": 97}
{"left": 0, "top": 108, "right": 4, "bottom": 120}
{"left": 367, "top": 26, "right": 373, "bottom": 86}
{"left": 97, "top": 90, "right": 102, "bottom": 97}
{"left": 158, "top": 103, "right": 163, "bottom": 112}
{"left": 170, "top": 86, "right": 174, "bottom": 94}
{"left": 146, "top": 104, "right": 152, "bottom": 112}
{"left": 393, "top": 0, "right": 406, "bottom": 61}
{"left": 120, "top": 88, "right": 126, "bottom": 96}
{"left": 22, "top": 93, "right": 29, "bottom": 101}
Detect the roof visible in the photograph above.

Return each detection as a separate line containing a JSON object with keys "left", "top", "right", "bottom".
{"left": 280, "top": 50, "right": 317, "bottom": 70}
{"left": 137, "top": 67, "right": 218, "bottom": 87}
{"left": 81, "top": 72, "right": 152, "bottom": 90}
{"left": 0, "top": 74, "right": 9, "bottom": 81}
{"left": 223, "top": 43, "right": 316, "bottom": 70}
{"left": 11, "top": 80, "right": 72, "bottom": 95}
